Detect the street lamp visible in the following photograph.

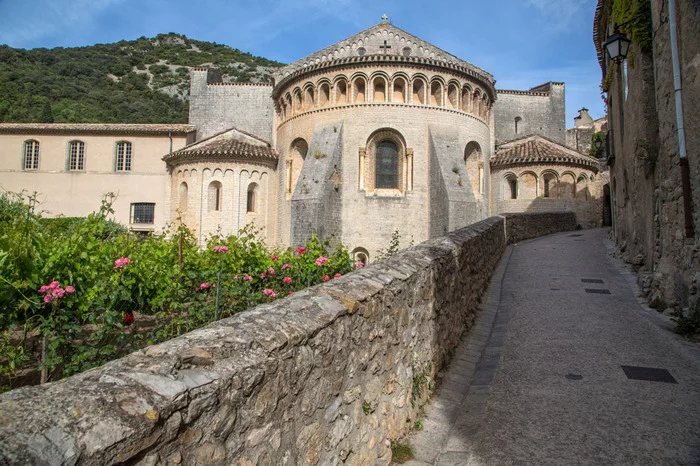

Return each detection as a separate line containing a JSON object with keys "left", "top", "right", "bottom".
{"left": 604, "top": 26, "right": 631, "bottom": 62}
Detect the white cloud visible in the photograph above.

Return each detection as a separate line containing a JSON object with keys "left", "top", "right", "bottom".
{"left": 0, "top": 0, "right": 124, "bottom": 47}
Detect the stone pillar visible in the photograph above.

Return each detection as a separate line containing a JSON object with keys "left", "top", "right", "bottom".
{"left": 286, "top": 160, "right": 293, "bottom": 194}
{"left": 478, "top": 160, "right": 484, "bottom": 196}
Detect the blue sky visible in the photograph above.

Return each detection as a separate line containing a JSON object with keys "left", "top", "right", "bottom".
{"left": 0, "top": 0, "right": 605, "bottom": 124}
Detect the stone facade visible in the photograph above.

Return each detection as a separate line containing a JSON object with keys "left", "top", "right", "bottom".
{"left": 493, "top": 82, "right": 567, "bottom": 145}
{"left": 0, "top": 212, "right": 576, "bottom": 465}
{"left": 0, "top": 124, "right": 195, "bottom": 230}
{"left": 593, "top": 0, "right": 700, "bottom": 315}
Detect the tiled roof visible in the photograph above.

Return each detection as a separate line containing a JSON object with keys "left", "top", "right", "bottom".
{"left": 163, "top": 127, "right": 278, "bottom": 167}
{"left": 0, "top": 123, "right": 196, "bottom": 135}
{"left": 492, "top": 135, "right": 599, "bottom": 171}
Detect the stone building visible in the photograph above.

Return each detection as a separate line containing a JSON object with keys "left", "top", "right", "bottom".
{"left": 593, "top": 0, "right": 699, "bottom": 315}
{"left": 0, "top": 17, "right": 604, "bottom": 261}
{"left": 0, "top": 123, "right": 195, "bottom": 229}
{"left": 566, "top": 107, "right": 608, "bottom": 154}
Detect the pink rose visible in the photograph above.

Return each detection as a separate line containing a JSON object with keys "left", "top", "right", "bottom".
{"left": 334, "top": 273, "right": 342, "bottom": 279}
{"left": 271, "top": 255, "right": 278, "bottom": 261}
{"left": 295, "top": 246, "right": 306, "bottom": 255}
{"left": 43, "top": 294, "right": 54, "bottom": 304}
{"left": 38, "top": 285, "right": 49, "bottom": 293}
{"left": 260, "top": 272, "right": 266, "bottom": 279}
{"left": 281, "top": 263, "right": 291, "bottom": 270}
{"left": 199, "top": 282, "right": 210, "bottom": 290}
{"left": 268, "top": 267, "right": 275, "bottom": 275}
{"left": 283, "top": 276, "right": 292, "bottom": 284}
{"left": 49, "top": 281, "right": 59, "bottom": 289}
{"left": 323, "top": 275, "right": 330, "bottom": 282}
{"left": 262, "top": 288, "right": 277, "bottom": 298}
{"left": 65, "top": 285, "right": 75, "bottom": 294}
{"left": 243, "top": 274, "right": 253, "bottom": 281}
{"left": 315, "top": 256, "right": 328, "bottom": 267}
{"left": 356, "top": 262, "right": 364, "bottom": 269}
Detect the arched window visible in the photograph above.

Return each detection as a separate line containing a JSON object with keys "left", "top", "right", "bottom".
{"left": 115, "top": 141, "right": 132, "bottom": 171}
{"left": 464, "top": 142, "right": 483, "bottom": 197}
{"left": 376, "top": 140, "right": 399, "bottom": 189}
{"left": 247, "top": 183, "right": 259, "bottom": 213}
{"left": 393, "top": 77, "right": 406, "bottom": 103}
{"left": 542, "top": 172, "right": 557, "bottom": 198}
{"left": 505, "top": 174, "right": 518, "bottom": 199}
{"left": 520, "top": 172, "right": 538, "bottom": 199}
{"left": 208, "top": 181, "right": 222, "bottom": 211}
{"left": 179, "top": 181, "right": 188, "bottom": 212}
{"left": 335, "top": 79, "right": 348, "bottom": 105}
{"left": 473, "top": 89, "right": 482, "bottom": 118}
{"left": 560, "top": 173, "right": 576, "bottom": 199}
{"left": 293, "top": 90, "right": 302, "bottom": 113}
{"left": 514, "top": 117, "right": 522, "bottom": 135}
{"left": 353, "top": 78, "right": 366, "bottom": 103}
{"left": 352, "top": 247, "right": 370, "bottom": 266}
{"left": 69, "top": 140, "right": 85, "bottom": 171}
{"left": 23, "top": 140, "right": 40, "bottom": 170}
{"left": 576, "top": 175, "right": 589, "bottom": 200}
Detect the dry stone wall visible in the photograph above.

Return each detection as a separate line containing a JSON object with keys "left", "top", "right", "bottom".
{"left": 0, "top": 213, "right": 576, "bottom": 465}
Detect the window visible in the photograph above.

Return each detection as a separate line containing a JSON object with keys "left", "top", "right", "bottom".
{"left": 116, "top": 141, "right": 132, "bottom": 171}
{"left": 69, "top": 141, "right": 85, "bottom": 171}
{"left": 402, "top": 47, "right": 411, "bottom": 57}
{"left": 505, "top": 174, "right": 518, "bottom": 199}
{"left": 208, "top": 181, "right": 222, "bottom": 211}
{"left": 357, "top": 47, "right": 366, "bottom": 56}
{"left": 247, "top": 183, "right": 258, "bottom": 213}
{"left": 24, "top": 140, "right": 39, "bottom": 170}
{"left": 375, "top": 140, "right": 399, "bottom": 189}
{"left": 179, "top": 182, "right": 188, "bottom": 212}
{"left": 514, "top": 117, "right": 522, "bottom": 135}
{"left": 131, "top": 203, "right": 155, "bottom": 224}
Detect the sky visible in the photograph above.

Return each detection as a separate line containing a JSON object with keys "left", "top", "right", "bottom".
{"left": 0, "top": 0, "right": 605, "bottom": 124}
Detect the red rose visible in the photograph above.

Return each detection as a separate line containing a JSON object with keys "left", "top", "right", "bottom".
{"left": 123, "top": 313, "right": 135, "bottom": 326}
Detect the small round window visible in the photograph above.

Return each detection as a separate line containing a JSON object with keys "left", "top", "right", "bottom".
{"left": 403, "top": 47, "right": 412, "bottom": 57}
{"left": 358, "top": 47, "right": 366, "bottom": 56}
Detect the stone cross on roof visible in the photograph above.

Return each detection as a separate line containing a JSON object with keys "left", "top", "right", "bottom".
{"left": 381, "top": 14, "right": 388, "bottom": 24}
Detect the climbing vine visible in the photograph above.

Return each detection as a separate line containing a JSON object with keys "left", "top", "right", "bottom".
{"left": 590, "top": 132, "right": 607, "bottom": 158}
{"left": 611, "top": 0, "right": 653, "bottom": 56}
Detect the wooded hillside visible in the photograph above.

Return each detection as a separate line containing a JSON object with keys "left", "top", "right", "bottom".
{"left": 0, "top": 33, "right": 283, "bottom": 124}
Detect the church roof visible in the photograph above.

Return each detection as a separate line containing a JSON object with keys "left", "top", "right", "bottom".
{"left": 163, "top": 127, "right": 278, "bottom": 167}
{"left": 0, "top": 123, "right": 196, "bottom": 135}
{"left": 492, "top": 135, "right": 599, "bottom": 172}
{"left": 273, "top": 18, "right": 495, "bottom": 97}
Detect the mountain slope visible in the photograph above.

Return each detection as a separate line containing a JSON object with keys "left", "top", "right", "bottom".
{"left": 0, "top": 33, "right": 283, "bottom": 124}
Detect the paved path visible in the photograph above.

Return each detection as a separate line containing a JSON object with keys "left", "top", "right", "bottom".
{"left": 406, "top": 228, "right": 700, "bottom": 465}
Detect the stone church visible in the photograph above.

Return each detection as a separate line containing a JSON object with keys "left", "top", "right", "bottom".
{"left": 0, "top": 17, "right": 603, "bottom": 262}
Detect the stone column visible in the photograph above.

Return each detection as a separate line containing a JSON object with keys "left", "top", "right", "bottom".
{"left": 359, "top": 148, "right": 366, "bottom": 190}
{"left": 286, "top": 160, "right": 293, "bottom": 194}
{"left": 478, "top": 160, "right": 484, "bottom": 197}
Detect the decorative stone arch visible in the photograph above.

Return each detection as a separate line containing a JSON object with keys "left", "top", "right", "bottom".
{"left": 540, "top": 170, "right": 559, "bottom": 198}
{"left": 302, "top": 83, "right": 315, "bottom": 111}
{"left": 292, "top": 88, "right": 302, "bottom": 113}
{"left": 504, "top": 172, "right": 518, "bottom": 200}
{"left": 370, "top": 72, "right": 389, "bottom": 103}
{"left": 333, "top": 75, "right": 349, "bottom": 105}
{"left": 287, "top": 138, "right": 308, "bottom": 197}
{"left": 351, "top": 247, "right": 370, "bottom": 266}
{"left": 411, "top": 75, "right": 428, "bottom": 105}
{"left": 447, "top": 80, "right": 460, "bottom": 109}
{"left": 359, "top": 128, "right": 412, "bottom": 193}
{"left": 461, "top": 84, "right": 473, "bottom": 113}
{"left": 285, "top": 93, "right": 293, "bottom": 117}
{"left": 481, "top": 94, "right": 490, "bottom": 120}
{"left": 560, "top": 171, "right": 576, "bottom": 199}
{"left": 464, "top": 141, "right": 483, "bottom": 198}
{"left": 391, "top": 72, "right": 410, "bottom": 103}
{"left": 350, "top": 73, "right": 368, "bottom": 103}
{"left": 317, "top": 79, "right": 331, "bottom": 108}
{"left": 576, "top": 173, "right": 589, "bottom": 200}
{"left": 518, "top": 170, "right": 538, "bottom": 199}
{"left": 472, "top": 89, "right": 482, "bottom": 118}
{"left": 429, "top": 77, "right": 444, "bottom": 106}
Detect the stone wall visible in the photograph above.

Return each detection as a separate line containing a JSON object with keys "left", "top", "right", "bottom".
{"left": 0, "top": 213, "right": 576, "bottom": 465}
{"left": 493, "top": 83, "right": 566, "bottom": 145}
{"left": 189, "top": 69, "right": 274, "bottom": 143}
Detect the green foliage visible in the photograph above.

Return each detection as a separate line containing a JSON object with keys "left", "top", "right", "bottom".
{"left": 390, "top": 441, "right": 415, "bottom": 463}
{"left": 362, "top": 400, "right": 372, "bottom": 415}
{"left": 0, "top": 33, "right": 283, "bottom": 124}
{"left": 590, "top": 131, "right": 607, "bottom": 158}
{"left": 375, "top": 229, "right": 413, "bottom": 261}
{"left": 612, "top": 0, "right": 653, "bottom": 55}
{"left": 413, "top": 419, "right": 424, "bottom": 431}
{"left": 0, "top": 192, "right": 352, "bottom": 390}
{"left": 411, "top": 361, "right": 433, "bottom": 408}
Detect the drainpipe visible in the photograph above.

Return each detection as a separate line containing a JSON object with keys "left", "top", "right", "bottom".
{"left": 668, "top": 0, "right": 694, "bottom": 237}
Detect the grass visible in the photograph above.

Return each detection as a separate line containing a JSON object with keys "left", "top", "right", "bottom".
{"left": 391, "top": 441, "right": 415, "bottom": 463}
